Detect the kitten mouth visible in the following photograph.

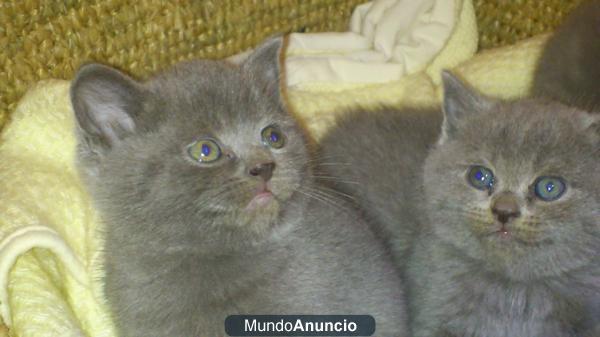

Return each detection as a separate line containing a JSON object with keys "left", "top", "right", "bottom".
{"left": 482, "top": 222, "right": 512, "bottom": 241}
{"left": 493, "top": 226, "right": 511, "bottom": 239}
{"left": 245, "top": 184, "right": 275, "bottom": 210}
{"left": 486, "top": 224, "right": 545, "bottom": 247}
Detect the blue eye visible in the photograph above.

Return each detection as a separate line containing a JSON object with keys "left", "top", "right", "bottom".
{"left": 201, "top": 143, "right": 211, "bottom": 156}
{"left": 270, "top": 132, "right": 279, "bottom": 143}
{"left": 467, "top": 165, "right": 494, "bottom": 191}
{"left": 534, "top": 176, "right": 566, "bottom": 201}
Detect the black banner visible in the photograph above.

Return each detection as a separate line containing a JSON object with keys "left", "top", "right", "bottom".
{"left": 225, "top": 315, "right": 376, "bottom": 336}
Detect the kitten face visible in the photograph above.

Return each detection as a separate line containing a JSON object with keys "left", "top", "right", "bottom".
{"left": 424, "top": 73, "right": 599, "bottom": 280}
{"left": 71, "top": 38, "right": 310, "bottom": 251}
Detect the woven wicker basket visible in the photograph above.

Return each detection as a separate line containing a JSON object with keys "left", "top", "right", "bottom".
{"left": 0, "top": 0, "right": 585, "bottom": 132}
{"left": 474, "top": 0, "right": 584, "bottom": 48}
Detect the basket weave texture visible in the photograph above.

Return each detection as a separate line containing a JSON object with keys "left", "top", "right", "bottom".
{"left": 474, "top": 0, "right": 584, "bottom": 49}
{"left": 0, "top": 0, "right": 587, "bottom": 132}
{"left": 0, "top": 0, "right": 368, "bottom": 131}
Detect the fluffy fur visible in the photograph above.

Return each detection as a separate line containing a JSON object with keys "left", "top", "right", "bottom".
{"left": 411, "top": 73, "right": 600, "bottom": 337}
{"left": 532, "top": 0, "right": 600, "bottom": 111}
{"left": 70, "top": 38, "right": 407, "bottom": 337}
{"left": 319, "top": 72, "right": 600, "bottom": 337}
{"left": 317, "top": 106, "right": 442, "bottom": 265}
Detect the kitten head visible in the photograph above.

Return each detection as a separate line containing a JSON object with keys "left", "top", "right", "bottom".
{"left": 424, "top": 72, "right": 599, "bottom": 281}
{"left": 71, "top": 37, "right": 310, "bottom": 252}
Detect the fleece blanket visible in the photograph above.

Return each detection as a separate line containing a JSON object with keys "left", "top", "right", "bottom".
{"left": 0, "top": 1, "right": 548, "bottom": 336}
{"left": 285, "top": 0, "right": 458, "bottom": 86}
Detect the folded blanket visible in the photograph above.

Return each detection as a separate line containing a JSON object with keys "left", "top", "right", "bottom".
{"left": 292, "top": 33, "right": 547, "bottom": 141}
{"left": 285, "top": 0, "right": 460, "bottom": 86}
{"left": 0, "top": 81, "right": 117, "bottom": 337}
{"left": 0, "top": 1, "right": 548, "bottom": 335}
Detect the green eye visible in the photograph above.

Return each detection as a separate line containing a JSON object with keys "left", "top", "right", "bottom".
{"left": 261, "top": 125, "right": 285, "bottom": 149}
{"left": 187, "top": 139, "right": 221, "bottom": 163}
{"left": 534, "top": 176, "right": 566, "bottom": 201}
{"left": 467, "top": 165, "right": 495, "bottom": 191}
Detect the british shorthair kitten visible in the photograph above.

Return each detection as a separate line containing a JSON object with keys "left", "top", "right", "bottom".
{"left": 319, "top": 72, "right": 599, "bottom": 337}
{"left": 70, "top": 38, "right": 407, "bottom": 337}
{"left": 411, "top": 73, "right": 599, "bottom": 337}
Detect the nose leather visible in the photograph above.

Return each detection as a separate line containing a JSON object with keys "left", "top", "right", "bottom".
{"left": 249, "top": 162, "right": 276, "bottom": 182}
{"left": 491, "top": 193, "right": 521, "bottom": 224}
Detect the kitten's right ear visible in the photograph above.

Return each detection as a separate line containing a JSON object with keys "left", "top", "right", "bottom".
{"left": 241, "top": 36, "right": 285, "bottom": 105}
{"left": 70, "top": 64, "right": 145, "bottom": 148}
{"left": 439, "top": 71, "right": 494, "bottom": 144}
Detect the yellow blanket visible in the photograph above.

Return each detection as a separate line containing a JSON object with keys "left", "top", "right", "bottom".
{"left": 0, "top": 1, "right": 548, "bottom": 335}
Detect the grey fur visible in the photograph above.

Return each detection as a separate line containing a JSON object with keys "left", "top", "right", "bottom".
{"left": 319, "top": 73, "right": 600, "bottom": 337}
{"left": 412, "top": 73, "right": 600, "bottom": 337}
{"left": 317, "top": 106, "right": 442, "bottom": 265}
{"left": 70, "top": 37, "right": 407, "bottom": 337}
{"left": 532, "top": 0, "right": 600, "bottom": 111}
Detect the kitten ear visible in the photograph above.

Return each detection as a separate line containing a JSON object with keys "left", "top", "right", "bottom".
{"left": 439, "top": 71, "right": 495, "bottom": 144}
{"left": 70, "top": 63, "right": 145, "bottom": 148}
{"left": 241, "top": 36, "right": 285, "bottom": 103}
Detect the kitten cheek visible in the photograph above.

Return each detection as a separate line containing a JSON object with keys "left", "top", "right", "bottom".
{"left": 468, "top": 217, "right": 495, "bottom": 236}
{"left": 433, "top": 221, "right": 478, "bottom": 251}
{"left": 268, "top": 180, "right": 297, "bottom": 203}
{"left": 475, "top": 197, "right": 491, "bottom": 210}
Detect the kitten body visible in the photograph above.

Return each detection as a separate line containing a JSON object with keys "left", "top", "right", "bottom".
{"left": 532, "top": 0, "right": 600, "bottom": 110}
{"left": 319, "top": 73, "right": 600, "bottom": 337}
{"left": 70, "top": 38, "right": 407, "bottom": 337}
{"left": 318, "top": 107, "right": 442, "bottom": 264}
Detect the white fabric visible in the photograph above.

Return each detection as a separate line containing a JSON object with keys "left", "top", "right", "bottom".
{"left": 285, "top": 0, "right": 456, "bottom": 86}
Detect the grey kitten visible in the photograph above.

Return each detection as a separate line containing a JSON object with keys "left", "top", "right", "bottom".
{"left": 70, "top": 38, "right": 408, "bottom": 337}
{"left": 532, "top": 0, "right": 600, "bottom": 110}
{"left": 319, "top": 73, "right": 600, "bottom": 337}
{"left": 410, "top": 73, "right": 599, "bottom": 337}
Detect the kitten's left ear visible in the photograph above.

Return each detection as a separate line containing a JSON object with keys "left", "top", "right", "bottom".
{"left": 241, "top": 36, "right": 285, "bottom": 103}
{"left": 439, "top": 71, "right": 495, "bottom": 144}
{"left": 70, "top": 63, "right": 146, "bottom": 149}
